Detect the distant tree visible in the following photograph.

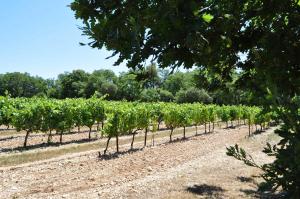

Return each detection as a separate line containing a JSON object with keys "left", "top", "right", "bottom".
{"left": 158, "top": 89, "right": 174, "bottom": 102}
{"left": 57, "top": 70, "right": 89, "bottom": 98}
{"left": 139, "top": 88, "right": 160, "bottom": 102}
{"left": 193, "top": 68, "right": 223, "bottom": 92}
{"left": 163, "top": 72, "right": 194, "bottom": 95}
{"left": 134, "top": 64, "right": 161, "bottom": 89}
{"left": 45, "top": 79, "right": 60, "bottom": 98}
{"left": 99, "top": 82, "right": 118, "bottom": 100}
{"left": 116, "top": 72, "right": 141, "bottom": 101}
{"left": 175, "top": 88, "right": 212, "bottom": 104}
{"left": 84, "top": 69, "right": 117, "bottom": 98}
{"left": 0, "top": 72, "right": 47, "bottom": 97}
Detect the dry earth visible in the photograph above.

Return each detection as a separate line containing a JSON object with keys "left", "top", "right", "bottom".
{"left": 0, "top": 126, "right": 101, "bottom": 153}
{"left": 0, "top": 125, "right": 280, "bottom": 199}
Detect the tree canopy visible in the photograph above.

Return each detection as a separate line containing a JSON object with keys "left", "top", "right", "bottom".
{"left": 0, "top": 72, "right": 47, "bottom": 97}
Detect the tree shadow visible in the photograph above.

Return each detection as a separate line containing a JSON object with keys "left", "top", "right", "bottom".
{"left": 0, "top": 133, "right": 48, "bottom": 141}
{"left": 253, "top": 129, "right": 266, "bottom": 135}
{"left": 186, "top": 184, "right": 225, "bottom": 197}
{"left": 237, "top": 176, "right": 257, "bottom": 184}
{"left": 224, "top": 126, "right": 236, "bottom": 129}
{"left": 170, "top": 137, "right": 191, "bottom": 143}
{"left": 239, "top": 189, "right": 287, "bottom": 199}
{"left": 0, "top": 129, "right": 99, "bottom": 142}
{"left": 0, "top": 138, "right": 98, "bottom": 153}
{"left": 97, "top": 131, "right": 212, "bottom": 161}
{"left": 97, "top": 148, "right": 142, "bottom": 160}
{"left": 0, "top": 136, "right": 16, "bottom": 141}
{"left": 0, "top": 128, "right": 16, "bottom": 131}
{"left": 237, "top": 176, "right": 287, "bottom": 199}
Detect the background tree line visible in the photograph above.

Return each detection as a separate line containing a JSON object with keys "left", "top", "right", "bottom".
{"left": 0, "top": 65, "right": 257, "bottom": 105}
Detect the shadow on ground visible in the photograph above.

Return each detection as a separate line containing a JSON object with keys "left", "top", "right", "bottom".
{"left": 240, "top": 188, "right": 287, "bottom": 199}
{"left": 0, "top": 138, "right": 98, "bottom": 153}
{"left": 98, "top": 148, "right": 143, "bottom": 160}
{"left": 237, "top": 176, "right": 287, "bottom": 199}
{"left": 98, "top": 132, "right": 213, "bottom": 161}
{"left": 186, "top": 184, "right": 225, "bottom": 197}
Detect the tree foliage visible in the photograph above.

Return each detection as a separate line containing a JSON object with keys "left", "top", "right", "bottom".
{"left": 0, "top": 72, "right": 47, "bottom": 97}
{"left": 175, "top": 87, "right": 212, "bottom": 104}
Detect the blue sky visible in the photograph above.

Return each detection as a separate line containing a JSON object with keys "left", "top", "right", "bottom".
{"left": 0, "top": 0, "right": 127, "bottom": 79}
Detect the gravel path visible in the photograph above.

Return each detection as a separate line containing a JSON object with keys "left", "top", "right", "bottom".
{"left": 0, "top": 125, "right": 278, "bottom": 199}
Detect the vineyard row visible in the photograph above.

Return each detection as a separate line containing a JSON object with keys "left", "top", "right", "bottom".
{"left": 0, "top": 97, "right": 276, "bottom": 153}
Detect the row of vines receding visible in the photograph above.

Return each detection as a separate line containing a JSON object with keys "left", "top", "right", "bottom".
{"left": 0, "top": 96, "right": 278, "bottom": 153}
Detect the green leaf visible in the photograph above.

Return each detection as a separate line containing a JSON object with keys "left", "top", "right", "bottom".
{"left": 202, "top": 13, "right": 214, "bottom": 23}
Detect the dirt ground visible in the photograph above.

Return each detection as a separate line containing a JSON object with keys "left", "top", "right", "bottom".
{"left": 0, "top": 125, "right": 280, "bottom": 199}
{"left": 0, "top": 126, "right": 101, "bottom": 153}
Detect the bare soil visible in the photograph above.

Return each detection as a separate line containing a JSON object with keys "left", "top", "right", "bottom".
{"left": 0, "top": 125, "right": 280, "bottom": 199}
{"left": 0, "top": 126, "right": 100, "bottom": 153}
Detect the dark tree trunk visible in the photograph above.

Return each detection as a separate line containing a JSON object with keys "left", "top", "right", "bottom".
{"left": 116, "top": 134, "right": 119, "bottom": 153}
{"left": 212, "top": 122, "right": 215, "bottom": 132}
{"left": 96, "top": 121, "right": 100, "bottom": 131}
{"left": 152, "top": 131, "right": 155, "bottom": 146}
{"left": 195, "top": 125, "right": 198, "bottom": 136}
{"left": 209, "top": 122, "right": 211, "bottom": 133}
{"left": 248, "top": 123, "right": 251, "bottom": 137}
{"left": 131, "top": 131, "right": 136, "bottom": 150}
{"left": 60, "top": 130, "right": 63, "bottom": 144}
{"left": 244, "top": 119, "right": 246, "bottom": 125}
{"left": 7, "top": 125, "right": 10, "bottom": 130}
{"left": 104, "top": 137, "right": 111, "bottom": 155}
{"left": 205, "top": 123, "right": 207, "bottom": 133}
{"left": 47, "top": 129, "right": 52, "bottom": 144}
{"left": 24, "top": 130, "right": 31, "bottom": 148}
{"left": 144, "top": 128, "right": 148, "bottom": 147}
{"left": 183, "top": 126, "right": 186, "bottom": 139}
{"left": 88, "top": 127, "right": 92, "bottom": 140}
{"left": 170, "top": 128, "right": 174, "bottom": 142}
{"left": 78, "top": 126, "right": 80, "bottom": 133}
{"left": 101, "top": 121, "right": 104, "bottom": 138}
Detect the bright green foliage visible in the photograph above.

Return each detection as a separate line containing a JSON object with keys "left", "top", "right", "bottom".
{"left": 218, "top": 106, "right": 231, "bottom": 128}
{"left": 81, "top": 99, "right": 98, "bottom": 139}
{"left": 12, "top": 100, "right": 45, "bottom": 147}
{"left": 1, "top": 98, "right": 270, "bottom": 154}
{"left": 0, "top": 96, "right": 14, "bottom": 128}
{"left": 202, "top": 13, "right": 214, "bottom": 23}
{"left": 54, "top": 100, "right": 74, "bottom": 143}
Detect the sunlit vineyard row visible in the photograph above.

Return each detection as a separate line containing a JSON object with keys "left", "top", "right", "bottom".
{"left": 0, "top": 96, "right": 276, "bottom": 153}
